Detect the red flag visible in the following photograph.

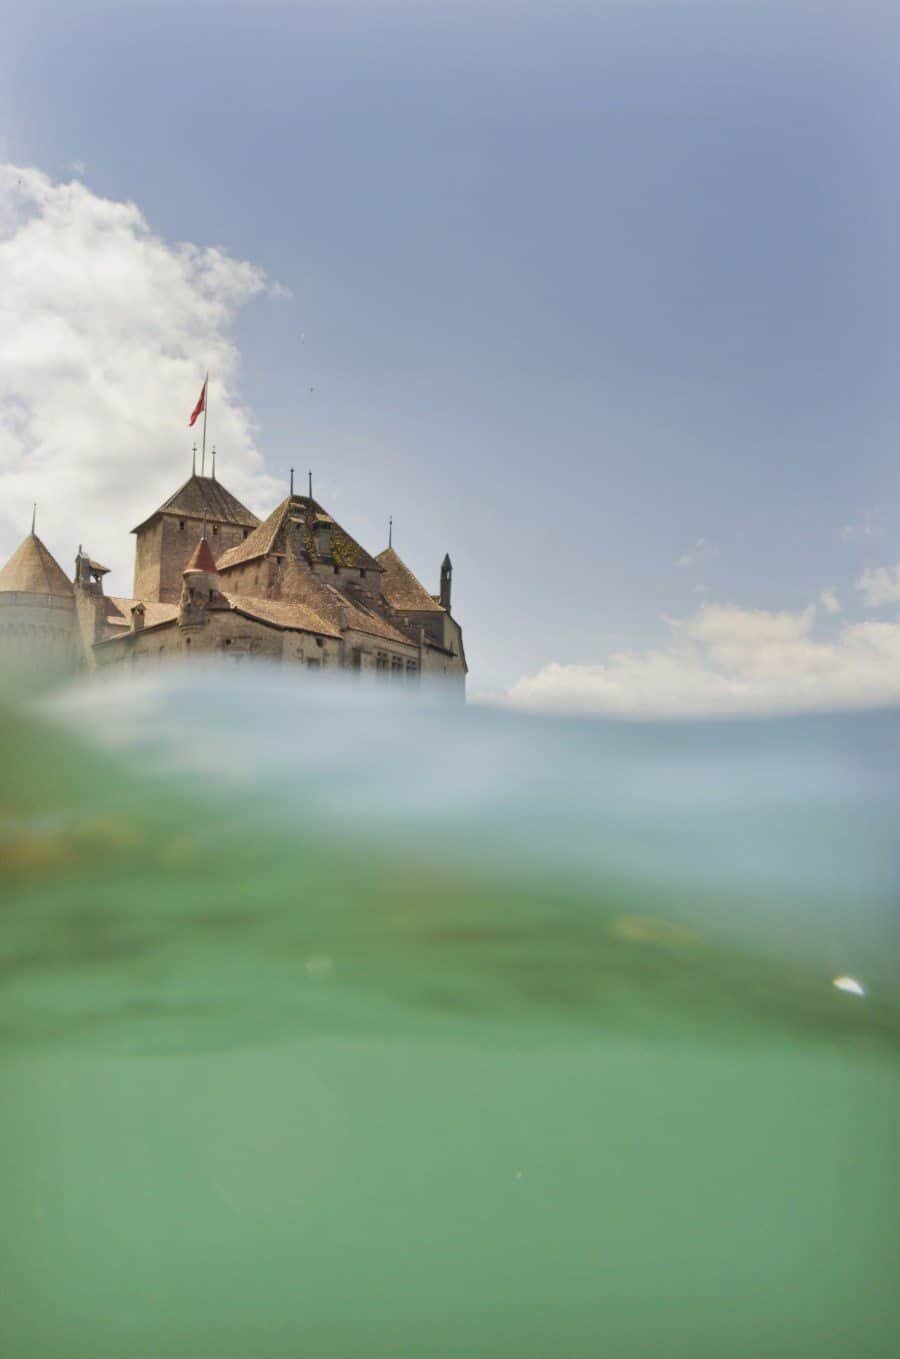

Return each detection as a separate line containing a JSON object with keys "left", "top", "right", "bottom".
{"left": 188, "top": 378, "right": 207, "bottom": 428}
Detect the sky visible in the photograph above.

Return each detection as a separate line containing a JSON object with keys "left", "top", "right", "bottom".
{"left": 3, "top": 0, "right": 900, "bottom": 712}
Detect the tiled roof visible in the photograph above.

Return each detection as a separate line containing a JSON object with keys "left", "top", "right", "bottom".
{"left": 184, "top": 536, "right": 218, "bottom": 573}
{"left": 322, "top": 584, "right": 414, "bottom": 646}
{"left": 273, "top": 555, "right": 413, "bottom": 646}
{"left": 224, "top": 594, "right": 342, "bottom": 638}
{"left": 132, "top": 475, "right": 260, "bottom": 533}
{"left": 105, "top": 597, "right": 179, "bottom": 630}
{"left": 0, "top": 534, "right": 74, "bottom": 598}
{"left": 375, "top": 547, "right": 444, "bottom": 613}
{"left": 98, "top": 575, "right": 420, "bottom": 652}
{"left": 216, "top": 499, "right": 286, "bottom": 569}
{"left": 216, "top": 496, "right": 381, "bottom": 573}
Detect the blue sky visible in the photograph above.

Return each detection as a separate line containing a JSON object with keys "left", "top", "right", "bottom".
{"left": 4, "top": 0, "right": 900, "bottom": 707}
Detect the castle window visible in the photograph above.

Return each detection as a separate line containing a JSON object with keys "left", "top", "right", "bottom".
{"left": 360, "top": 569, "right": 367, "bottom": 579}
{"left": 243, "top": 529, "right": 249, "bottom": 539}
{"left": 391, "top": 656, "right": 403, "bottom": 680}
{"left": 333, "top": 564, "right": 339, "bottom": 574}
{"left": 225, "top": 638, "right": 232, "bottom": 647}
{"left": 376, "top": 652, "right": 389, "bottom": 676}
{"left": 212, "top": 524, "right": 219, "bottom": 535}
{"left": 179, "top": 520, "right": 185, "bottom": 530}
{"left": 209, "top": 590, "right": 214, "bottom": 601}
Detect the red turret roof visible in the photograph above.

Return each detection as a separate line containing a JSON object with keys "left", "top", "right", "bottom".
{"left": 183, "top": 536, "right": 218, "bottom": 574}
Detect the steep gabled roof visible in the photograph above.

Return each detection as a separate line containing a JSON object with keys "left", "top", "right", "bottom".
{"left": 131, "top": 474, "right": 259, "bottom": 534}
{"left": 216, "top": 498, "right": 286, "bottom": 569}
{"left": 316, "top": 580, "right": 414, "bottom": 646}
{"left": 216, "top": 495, "right": 381, "bottom": 573}
{"left": 375, "top": 546, "right": 444, "bottom": 613}
{"left": 273, "top": 551, "right": 414, "bottom": 647}
{"left": 0, "top": 533, "right": 74, "bottom": 598}
{"left": 224, "top": 595, "right": 342, "bottom": 638}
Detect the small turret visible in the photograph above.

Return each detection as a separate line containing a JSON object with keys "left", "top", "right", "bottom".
{"left": 440, "top": 554, "right": 452, "bottom": 611}
{"left": 74, "top": 547, "right": 109, "bottom": 596}
{"left": 0, "top": 527, "right": 78, "bottom": 672}
{"left": 179, "top": 532, "right": 225, "bottom": 629}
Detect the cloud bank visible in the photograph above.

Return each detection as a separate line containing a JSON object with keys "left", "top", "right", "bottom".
{"left": 856, "top": 563, "right": 900, "bottom": 608}
{"left": 0, "top": 164, "right": 282, "bottom": 586}
{"left": 507, "top": 602, "right": 900, "bottom": 718}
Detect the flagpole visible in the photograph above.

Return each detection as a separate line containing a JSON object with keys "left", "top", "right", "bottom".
{"left": 201, "top": 372, "right": 209, "bottom": 476}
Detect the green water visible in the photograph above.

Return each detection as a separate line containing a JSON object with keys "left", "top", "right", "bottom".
{"left": 1, "top": 673, "right": 898, "bottom": 1356}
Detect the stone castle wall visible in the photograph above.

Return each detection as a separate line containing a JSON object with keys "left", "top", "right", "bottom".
{"left": 134, "top": 515, "right": 250, "bottom": 603}
{"left": 0, "top": 594, "right": 81, "bottom": 673}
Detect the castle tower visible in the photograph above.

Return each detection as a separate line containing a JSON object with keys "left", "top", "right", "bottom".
{"left": 131, "top": 472, "right": 259, "bottom": 605}
{"left": 178, "top": 531, "right": 227, "bottom": 632}
{"left": 0, "top": 530, "right": 79, "bottom": 673}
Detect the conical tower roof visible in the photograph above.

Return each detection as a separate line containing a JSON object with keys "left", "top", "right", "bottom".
{"left": 0, "top": 533, "right": 74, "bottom": 598}
{"left": 184, "top": 535, "right": 219, "bottom": 574}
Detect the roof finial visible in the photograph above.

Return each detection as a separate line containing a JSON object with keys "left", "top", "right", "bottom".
{"left": 31, "top": 502, "right": 36, "bottom": 535}
{"left": 211, "top": 445, "right": 217, "bottom": 481}
{"left": 290, "top": 467, "right": 294, "bottom": 496}
{"left": 388, "top": 515, "right": 392, "bottom": 548}
{"left": 201, "top": 510, "right": 208, "bottom": 540}
{"left": 192, "top": 442, "right": 197, "bottom": 476}
{"left": 308, "top": 469, "right": 313, "bottom": 499}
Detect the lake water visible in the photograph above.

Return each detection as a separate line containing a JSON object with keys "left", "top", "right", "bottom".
{"left": 1, "top": 667, "right": 898, "bottom": 1357}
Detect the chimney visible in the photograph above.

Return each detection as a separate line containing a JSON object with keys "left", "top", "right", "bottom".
{"left": 131, "top": 603, "right": 145, "bottom": 633}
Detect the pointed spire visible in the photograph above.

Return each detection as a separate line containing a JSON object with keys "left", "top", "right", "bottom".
{"left": 440, "top": 554, "right": 453, "bottom": 611}
{"left": 192, "top": 442, "right": 197, "bottom": 476}
{"left": 0, "top": 531, "right": 74, "bottom": 597}
{"left": 31, "top": 502, "right": 36, "bottom": 535}
{"left": 290, "top": 467, "right": 295, "bottom": 496}
{"left": 308, "top": 469, "right": 313, "bottom": 499}
{"left": 184, "top": 534, "right": 219, "bottom": 575}
{"left": 388, "top": 515, "right": 393, "bottom": 548}
{"left": 211, "top": 445, "right": 217, "bottom": 481}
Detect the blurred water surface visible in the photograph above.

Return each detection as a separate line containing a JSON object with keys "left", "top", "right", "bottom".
{"left": 1, "top": 666, "right": 898, "bottom": 1357}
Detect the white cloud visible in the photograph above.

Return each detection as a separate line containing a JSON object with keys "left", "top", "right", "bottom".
{"left": 0, "top": 163, "right": 283, "bottom": 588}
{"left": 856, "top": 563, "right": 900, "bottom": 608}
{"left": 507, "top": 602, "right": 900, "bottom": 718}
{"left": 819, "top": 588, "right": 840, "bottom": 614}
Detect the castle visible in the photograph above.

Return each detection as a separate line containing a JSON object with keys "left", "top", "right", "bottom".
{"left": 0, "top": 467, "right": 467, "bottom": 692}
